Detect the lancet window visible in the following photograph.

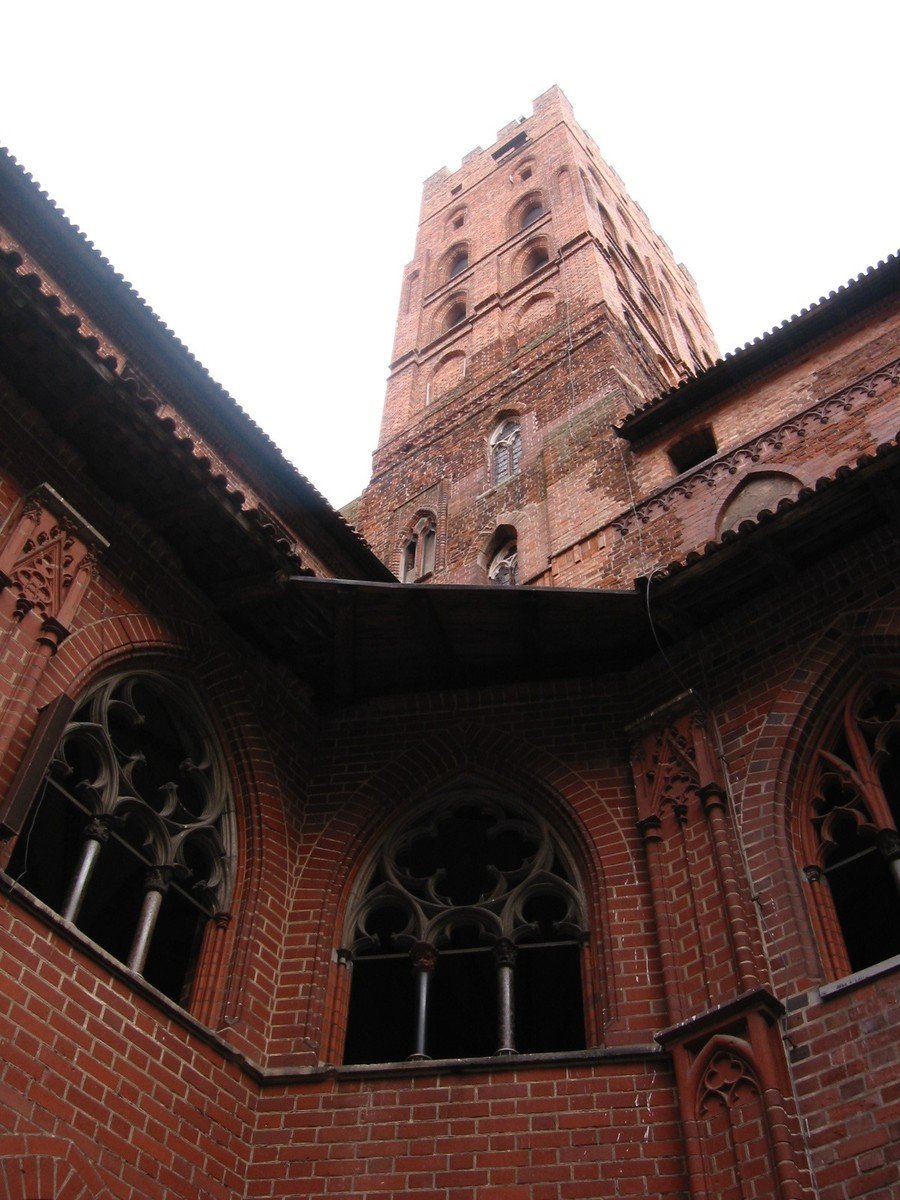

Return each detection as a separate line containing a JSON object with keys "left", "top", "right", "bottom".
{"left": 6, "top": 672, "right": 234, "bottom": 1006}
{"left": 490, "top": 418, "right": 522, "bottom": 486}
{"left": 799, "top": 678, "right": 900, "bottom": 977}
{"left": 341, "top": 794, "right": 587, "bottom": 1064}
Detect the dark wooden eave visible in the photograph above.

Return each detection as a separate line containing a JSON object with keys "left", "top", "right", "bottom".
{"left": 0, "top": 148, "right": 390, "bottom": 583}
{"left": 264, "top": 437, "right": 900, "bottom": 704}
{"left": 0, "top": 251, "right": 391, "bottom": 589}
{"left": 276, "top": 577, "right": 651, "bottom": 702}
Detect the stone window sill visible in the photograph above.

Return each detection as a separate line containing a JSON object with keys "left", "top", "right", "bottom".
{"left": 818, "top": 951, "right": 900, "bottom": 1001}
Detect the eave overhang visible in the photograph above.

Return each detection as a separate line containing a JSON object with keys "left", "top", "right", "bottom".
{"left": 0, "top": 147, "right": 390, "bottom": 581}
{"left": 0, "top": 248, "right": 392, "bottom": 587}
{"left": 616, "top": 251, "right": 900, "bottom": 443}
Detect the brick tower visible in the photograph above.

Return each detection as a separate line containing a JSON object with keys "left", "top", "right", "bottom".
{"left": 355, "top": 85, "right": 719, "bottom": 586}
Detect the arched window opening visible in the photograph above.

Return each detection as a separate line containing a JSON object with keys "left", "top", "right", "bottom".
{"left": 6, "top": 672, "right": 234, "bottom": 1007}
{"left": 524, "top": 246, "right": 549, "bottom": 276}
{"left": 447, "top": 248, "right": 469, "bottom": 280}
{"left": 341, "top": 795, "right": 587, "bottom": 1064}
{"left": 490, "top": 418, "right": 522, "bottom": 486}
{"left": 800, "top": 679, "right": 900, "bottom": 976}
{"left": 444, "top": 300, "right": 466, "bottom": 331}
{"left": 597, "top": 201, "right": 616, "bottom": 243}
{"left": 521, "top": 201, "right": 544, "bottom": 229}
{"left": 489, "top": 541, "right": 518, "bottom": 586}
{"left": 401, "top": 514, "right": 437, "bottom": 582}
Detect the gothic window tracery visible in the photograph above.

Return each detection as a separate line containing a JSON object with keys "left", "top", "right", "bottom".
{"left": 490, "top": 418, "right": 522, "bottom": 486}
{"left": 488, "top": 541, "right": 518, "bottom": 587}
{"left": 6, "top": 672, "right": 234, "bottom": 1006}
{"left": 799, "top": 678, "right": 900, "bottom": 976}
{"left": 341, "top": 794, "right": 587, "bottom": 1064}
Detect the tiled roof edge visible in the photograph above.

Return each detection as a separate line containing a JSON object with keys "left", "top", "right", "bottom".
{"left": 0, "top": 145, "right": 388, "bottom": 578}
{"left": 617, "top": 251, "right": 900, "bottom": 442}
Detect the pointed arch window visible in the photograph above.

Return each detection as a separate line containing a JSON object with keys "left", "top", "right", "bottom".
{"left": 5, "top": 672, "right": 234, "bottom": 1006}
{"left": 799, "top": 678, "right": 900, "bottom": 978}
{"left": 341, "top": 793, "right": 587, "bottom": 1064}
{"left": 401, "top": 514, "right": 437, "bottom": 582}
{"left": 490, "top": 418, "right": 522, "bottom": 486}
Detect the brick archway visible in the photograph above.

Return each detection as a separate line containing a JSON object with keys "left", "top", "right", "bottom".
{"left": 0, "top": 1135, "right": 114, "bottom": 1200}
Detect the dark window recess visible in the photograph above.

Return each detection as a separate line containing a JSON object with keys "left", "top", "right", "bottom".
{"left": 667, "top": 426, "right": 717, "bottom": 475}
{"left": 341, "top": 798, "right": 587, "bottom": 1064}
{"left": 492, "top": 130, "right": 528, "bottom": 159}
{"left": 401, "top": 515, "right": 437, "bottom": 582}
{"left": 450, "top": 184, "right": 462, "bottom": 196}
{"left": 824, "top": 834, "right": 900, "bottom": 972}
{"left": 444, "top": 302, "right": 466, "bottom": 330}
{"left": 803, "top": 679, "right": 900, "bottom": 976}
{"left": 521, "top": 202, "right": 544, "bottom": 229}
{"left": 6, "top": 672, "right": 233, "bottom": 1008}
{"left": 449, "top": 252, "right": 468, "bottom": 279}
{"left": 524, "top": 247, "right": 549, "bottom": 275}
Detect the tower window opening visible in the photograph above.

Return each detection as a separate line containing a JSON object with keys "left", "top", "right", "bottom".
{"left": 490, "top": 418, "right": 522, "bottom": 485}
{"left": 524, "top": 247, "right": 549, "bottom": 276}
{"left": 449, "top": 252, "right": 468, "bottom": 279}
{"left": 521, "top": 202, "right": 544, "bottom": 229}
{"left": 667, "top": 426, "right": 717, "bottom": 475}
{"left": 401, "top": 514, "right": 437, "bottom": 582}
{"left": 444, "top": 301, "right": 466, "bottom": 331}
{"left": 341, "top": 796, "right": 587, "bottom": 1065}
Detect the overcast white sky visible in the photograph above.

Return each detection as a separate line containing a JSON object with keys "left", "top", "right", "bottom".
{"left": 1, "top": 3, "right": 897, "bottom": 507}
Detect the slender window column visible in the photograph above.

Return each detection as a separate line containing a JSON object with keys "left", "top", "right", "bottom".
{"left": 408, "top": 942, "right": 436, "bottom": 1061}
{"left": 127, "top": 867, "right": 171, "bottom": 975}
{"left": 494, "top": 938, "right": 518, "bottom": 1055}
{"left": 61, "top": 817, "right": 110, "bottom": 924}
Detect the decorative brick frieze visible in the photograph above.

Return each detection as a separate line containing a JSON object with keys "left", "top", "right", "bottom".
{"left": 612, "top": 355, "right": 900, "bottom": 537}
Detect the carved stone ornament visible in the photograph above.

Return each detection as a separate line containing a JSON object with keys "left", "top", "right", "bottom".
{"left": 0, "top": 484, "right": 108, "bottom": 630}
{"left": 698, "top": 1049, "right": 760, "bottom": 1117}
{"left": 631, "top": 705, "right": 721, "bottom": 825}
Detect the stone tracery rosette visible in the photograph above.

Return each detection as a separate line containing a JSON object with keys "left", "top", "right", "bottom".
{"left": 50, "top": 671, "right": 234, "bottom": 912}
{"left": 344, "top": 795, "right": 586, "bottom": 956}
